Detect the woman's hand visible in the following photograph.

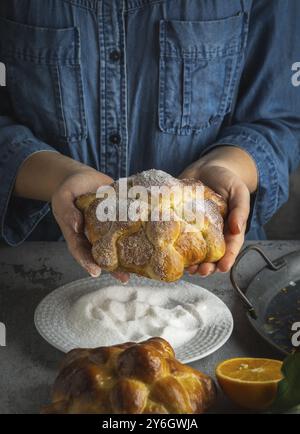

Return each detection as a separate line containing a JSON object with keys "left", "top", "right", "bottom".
{"left": 179, "top": 146, "right": 258, "bottom": 277}
{"left": 14, "top": 151, "right": 129, "bottom": 282}
{"left": 51, "top": 170, "right": 129, "bottom": 282}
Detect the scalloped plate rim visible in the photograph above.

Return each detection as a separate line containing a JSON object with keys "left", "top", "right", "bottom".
{"left": 34, "top": 275, "right": 233, "bottom": 364}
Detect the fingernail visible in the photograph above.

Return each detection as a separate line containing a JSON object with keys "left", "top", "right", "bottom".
{"left": 205, "top": 268, "right": 215, "bottom": 277}
{"left": 74, "top": 221, "right": 79, "bottom": 234}
{"left": 237, "top": 220, "right": 245, "bottom": 233}
{"left": 119, "top": 274, "right": 130, "bottom": 284}
{"left": 90, "top": 268, "right": 101, "bottom": 278}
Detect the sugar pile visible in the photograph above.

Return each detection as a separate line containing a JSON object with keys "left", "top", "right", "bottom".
{"left": 68, "top": 285, "right": 204, "bottom": 348}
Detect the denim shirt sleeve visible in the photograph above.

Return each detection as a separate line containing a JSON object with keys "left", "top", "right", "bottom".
{"left": 210, "top": 0, "right": 300, "bottom": 228}
{"left": 0, "top": 88, "right": 57, "bottom": 246}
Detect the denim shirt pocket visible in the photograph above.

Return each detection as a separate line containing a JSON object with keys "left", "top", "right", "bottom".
{"left": 0, "top": 17, "right": 87, "bottom": 146}
{"left": 158, "top": 13, "right": 248, "bottom": 135}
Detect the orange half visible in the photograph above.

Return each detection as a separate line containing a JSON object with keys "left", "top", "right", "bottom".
{"left": 216, "top": 358, "right": 283, "bottom": 411}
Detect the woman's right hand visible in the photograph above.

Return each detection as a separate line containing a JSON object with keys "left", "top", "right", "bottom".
{"left": 14, "top": 151, "right": 129, "bottom": 282}
{"left": 52, "top": 169, "right": 110, "bottom": 279}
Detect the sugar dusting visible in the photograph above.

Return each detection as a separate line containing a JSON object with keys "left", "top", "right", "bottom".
{"left": 118, "top": 230, "right": 154, "bottom": 266}
{"left": 85, "top": 169, "right": 226, "bottom": 278}
{"left": 68, "top": 285, "right": 203, "bottom": 348}
{"left": 132, "top": 169, "right": 178, "bottom": 189}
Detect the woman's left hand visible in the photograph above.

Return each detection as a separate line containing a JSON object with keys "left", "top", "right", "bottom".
{"left": 179, "top": 146, "right": 258, "bottom": 277}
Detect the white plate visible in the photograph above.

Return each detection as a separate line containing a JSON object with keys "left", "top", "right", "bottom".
{"left": 34, "top": 275, "right": 233, "bottom": 364}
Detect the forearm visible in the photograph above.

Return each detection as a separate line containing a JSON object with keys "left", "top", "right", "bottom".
{"left": 198, "top": 146, "right": 258, "bottom": 194}
{"left": 14, "top": 151, "right": 111, "bottom": 202}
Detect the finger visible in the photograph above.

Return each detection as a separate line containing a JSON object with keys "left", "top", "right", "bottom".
{"left": 63, "top": 204, "right": 129, "bottom": 281}
{"left": 68, "top": 232, "right": 102, "bottom": 277}
{"left": 111, "top": 271, "right": 130, "bottom": 283}
{"left": 73, "top": 208, "right": 84, "bottom": 234}
{"left": 58, "top": 211, "right": 102, "bottom": 277}
{"left": 178, "top": 168, "right": 195, "bottom": 180}
{"left": 67, "top": 194, "right": 85, "bottom": 234}
{"left": 178, "top": 161, "right": 200, "bottom": 180}
{"left": 228, "top": 184, "right": 250, "bottom": 235}
{"left": 53, "top": 196, "right": 102, "bottom": 276}
{"left": 64, "top": 210, "right": 128, "bottom": 281}
{"left": 217, "top": 230, "right": 245, "bottom": 272}
{"left": 197, "top": 262, "right": 217, "bottom": 277}
{"left": 188, "top": 265, "right": 198, "bottom": 275}
{"left": 53, "top": 190, "right": 84, "bottom": 235}
{"left": 68, "top": 206, "right": 84, "bottom": 234}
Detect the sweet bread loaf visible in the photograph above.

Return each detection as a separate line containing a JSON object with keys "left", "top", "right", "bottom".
{"left": 76, "top": 169, "right": 227, "bottom": 282}
{"left": 42, "top": 337, "right": 216, "bottom": 414}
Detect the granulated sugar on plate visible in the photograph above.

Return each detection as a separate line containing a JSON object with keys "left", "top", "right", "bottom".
{"left": 67, "top": 285, "right": 204, "bottom": 348}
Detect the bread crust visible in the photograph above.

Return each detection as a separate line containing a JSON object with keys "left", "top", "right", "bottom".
{"left": 76, "top": 170, "right": 227, "bottom": 282}
{"left": 42, "top": 337, "right": 216, "bottom": 414}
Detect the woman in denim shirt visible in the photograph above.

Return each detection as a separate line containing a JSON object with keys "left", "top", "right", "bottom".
{"left": 0, "top": 0, "right": 299, "bottom": 281}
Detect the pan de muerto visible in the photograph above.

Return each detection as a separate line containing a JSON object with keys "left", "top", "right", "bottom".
{"left": 76, "top": 169, "right": 227, "bottom": 282}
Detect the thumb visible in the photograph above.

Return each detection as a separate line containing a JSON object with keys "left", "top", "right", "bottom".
{"left": 178, "top": 166, "right": 196, "bottom": 180}
{"left": 70, "top": 202, "right": 84, "bottom": 234}
{"left": 228, "top": 183, "right": 250, "bottom": 235}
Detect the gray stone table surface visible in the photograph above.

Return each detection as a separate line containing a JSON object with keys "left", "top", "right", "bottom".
{"left": 0, "top": 241, "right": 300, "bottom": 414}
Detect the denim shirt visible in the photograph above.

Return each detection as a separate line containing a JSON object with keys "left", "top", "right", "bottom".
{"left": 0, "top": 0, "right": 299, "bottom": 244}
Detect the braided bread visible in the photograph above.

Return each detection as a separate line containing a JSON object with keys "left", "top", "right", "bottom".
{"left": 42, "top": 337, "right": 216, "bottom": 414}
{"left": 76, "top": 169, "right": 227, "bottom": 282}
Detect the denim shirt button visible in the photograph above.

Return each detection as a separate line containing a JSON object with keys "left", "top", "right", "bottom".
{"left": 109, "top": 50, "right": 121, "bottom": 61}
{"left": 109, "top": 133, "right": 121, "bottom": 145}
